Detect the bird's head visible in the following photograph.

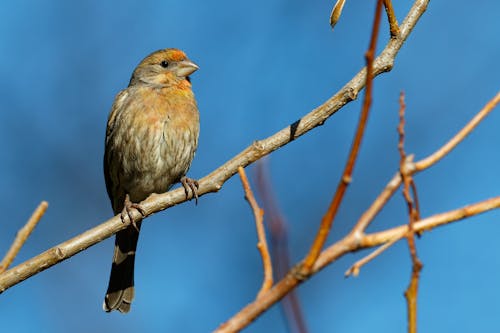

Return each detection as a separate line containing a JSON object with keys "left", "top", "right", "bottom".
{"left": 129, "top": 48, "right": 199, "bottom": 87}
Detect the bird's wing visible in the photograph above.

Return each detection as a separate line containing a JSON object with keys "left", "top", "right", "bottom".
{"left": 104, "top": 89, "right": 129, "bottom": 211}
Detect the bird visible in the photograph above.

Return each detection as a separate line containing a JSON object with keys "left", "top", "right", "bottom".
{"left": 102, "top": 48, "right": 200, "bottom": 313}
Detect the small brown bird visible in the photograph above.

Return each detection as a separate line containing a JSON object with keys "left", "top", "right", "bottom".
{"left": 103, "top": 48, "right": 200, "bottom": 313}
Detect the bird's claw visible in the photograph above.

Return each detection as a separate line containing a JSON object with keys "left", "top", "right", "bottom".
{"left": 181, "top": 176, "right": 199, "bottom": 204}
{"left": 120, "top": 194, "right": 146, "bottom": 232}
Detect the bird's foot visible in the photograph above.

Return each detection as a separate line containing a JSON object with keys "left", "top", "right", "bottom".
{"left": 120, "top": 194, "right": 146, "bottom": 232}
{"left": 181, "top": 176, "right": 199, "bottom": 204}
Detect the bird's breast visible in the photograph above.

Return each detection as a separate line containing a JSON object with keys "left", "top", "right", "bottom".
{"left": 110, "top": 86, "right": 199, "bottom": 201}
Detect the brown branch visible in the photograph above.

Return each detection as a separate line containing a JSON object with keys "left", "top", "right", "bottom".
{"left": 331, "top": 0, "right": 400, "bottom": 37}
{"left": 301, "top": 0, "right": 384, "bottom": 276}
{"left": 344, "top": 239, "right": 397, "bottom": 277}
{"left": 416, "top": 91, "right": 500, "bottom": 171}
{"left": 255, "top": 160, "right": 309, "bottom": 333}
{"left": 383, "top": 0, "right": 400, "bottom": 37}
{"left": 0, "top": 0, "right": 428, "bottom": 300}
{"left": 360, "top": 197, "right": 500, "bottom": 247}
{"left": 405, "top": 259, "right": 422, "bottom": 333}
{"left": 238, "top": 166, "right": 273, "bottom": 298}
{"left": 397, "top": 92, "right": 423, "bottom": 333}
{"left": 410, "top": 181, "right": 421, "bottom": 221}
{"left": 0, "top": 201, "right": 48, "bottom": 273}
{"left": 398, "top": 92, "right": 420, "bottom": 225}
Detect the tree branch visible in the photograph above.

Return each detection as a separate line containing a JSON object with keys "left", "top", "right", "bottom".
{"left": 383, "top": 0, "right": 400, "bottom": 36}
{"left": 415, "top": 91, "right": 500, "bottom": 171}
{"left": 238, "top": 166, "right": 273, "bottom": 298}
{"left": 398, "top": 92, "right": 423, "bottom": 333}
{"left": 344, "top": 239, "right": 397, "bottom": 277}
{"left": 0, "top": 201, "right": 48, "bottom": 273}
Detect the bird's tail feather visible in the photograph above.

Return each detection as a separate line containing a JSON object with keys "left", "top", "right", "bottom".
{"left": 103, "top": 224, "right": 141, "bottom": 313}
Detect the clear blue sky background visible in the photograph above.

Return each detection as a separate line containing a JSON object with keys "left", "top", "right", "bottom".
{"left": 1, "top": 1, "right": 499, "bottom": 332}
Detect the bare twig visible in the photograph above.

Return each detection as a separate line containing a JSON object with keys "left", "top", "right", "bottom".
{"left": 416, "top": 91, "right": 500, "bottom": 171}
{"left": 345, "top": 238, "right": 397, "bottom": 277}
{"left": 405, "top": 259, "right": 422, "bottom": 333}
{"left": 383, "top": 0, "right": 400, "bottom": 36}
{"left": 255, "top": 161, "right": 309, "bottom": 333}
{"left": 238, "top": 167, "right": 273, "bottom": 298}
{"left": 398, "top": 92, "right": 420, "bottom": 223}
{"left": 397, "top": 92, "right": 423, "bottom": 333}
{"left": 301, "top": 0, "right": 384, "bottom": 276}
{"left": 331, "top": 0, "right": 399, "bottom": 37}
{"left": 0, "top": 201, "right": 48, "bottom": 273}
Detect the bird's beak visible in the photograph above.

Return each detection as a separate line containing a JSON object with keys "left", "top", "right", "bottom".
{"left": 175, "top": 60, "right": 199, "bottom": 77}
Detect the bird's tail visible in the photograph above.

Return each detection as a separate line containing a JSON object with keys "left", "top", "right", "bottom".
{"left": 103, "top": 224, "right": 141, "bottom": 313}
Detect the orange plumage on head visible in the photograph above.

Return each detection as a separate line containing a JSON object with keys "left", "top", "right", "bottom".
{"left": 167, "top": 49, "right": 188, "bottom": 61}
{"left": 136, "top": 48, "right": 188, "bottom": 67}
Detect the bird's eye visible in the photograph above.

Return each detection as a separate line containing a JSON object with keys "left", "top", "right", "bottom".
{"left": 160, "top": 60, "right": 169, "bottom": 68}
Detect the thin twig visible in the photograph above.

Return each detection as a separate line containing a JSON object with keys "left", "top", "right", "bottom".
{"left": 398, "top": 92, "right": 423, "bottom": 333}
{"left": 359, "top": 197, "right": 500, "bottom": 248}
{"left": 331, "top": 0, "right": 399, "bottom": 36}
{"left": 416, "top": 91, "right": 500, "bottom": 171}
{"left": 383, "top": 0, "right": 400, "bottom": 36}
{"left": 398, "top": 92, "right": 420, "bottom": 225}
{"left": 345, "top": 238, "right": 397, "bottom": 277}
{"left": 238, "top": 167, "right": 273, "bottom": 298}
{"left": 300, "top": 0, "right": 384, "bottom": 276}
{"left": 0, "top": 201, "right": 48, "bottom": 273}
{"left": 410, "top": 181, "right": 421, "bottom": 222}
{"left": 404, "top": 259, "right": 422, "bottom": 333}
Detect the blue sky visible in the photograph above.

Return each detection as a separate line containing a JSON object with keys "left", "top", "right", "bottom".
{"left": 1, "top": 1, "right": 499, "bottom": 332}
